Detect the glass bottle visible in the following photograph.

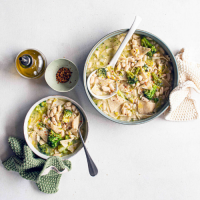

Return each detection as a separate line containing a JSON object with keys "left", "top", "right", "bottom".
{"left": 15, "top": 49, "right": 47, "bottom": 79}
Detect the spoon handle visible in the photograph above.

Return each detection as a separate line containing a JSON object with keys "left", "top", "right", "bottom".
{"left": 83, "top": 143, "right": 98, "bottom": 176}
{"left": 109, "top": 16, "right": 142, "bottom": 67}
{"left": 79, "top": 130, "right": 98, "bottom": 176}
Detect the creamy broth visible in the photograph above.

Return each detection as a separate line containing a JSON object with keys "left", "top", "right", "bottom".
{"left": 86, "top": 33, "right": 173, "bottom": 121}
{"left": 27, "top": 98, "right": 83, "bottom": 157}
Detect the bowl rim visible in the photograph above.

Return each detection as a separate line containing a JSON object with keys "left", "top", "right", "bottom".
{"left": 24, "top": 95, "right": 89, "bottom": 160}
{"left": 83, "top": 29, "right": 178, "bottom": 125}
{"left": 45, "top": 58, "right": 79, "bottom": 92}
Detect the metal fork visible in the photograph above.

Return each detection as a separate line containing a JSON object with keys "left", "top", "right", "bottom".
{"left": 78, "top": 115, "right": 98, "bottom": 176}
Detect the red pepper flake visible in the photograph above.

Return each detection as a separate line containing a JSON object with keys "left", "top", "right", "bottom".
{"left": 56, "top": 67, "right": 72, "bottom": 84}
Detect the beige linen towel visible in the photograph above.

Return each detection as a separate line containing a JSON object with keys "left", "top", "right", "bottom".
{"left": 164, "top": 48, "right": 200, "bottom": 121}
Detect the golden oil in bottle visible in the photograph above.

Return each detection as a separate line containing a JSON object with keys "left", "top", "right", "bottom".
{"left": 15, "top": 49, "right": 47, "bottom": 79}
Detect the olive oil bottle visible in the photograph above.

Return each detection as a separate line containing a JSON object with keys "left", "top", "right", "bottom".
{"left": 15, "top": 49, "right": 47, "bottom": 79}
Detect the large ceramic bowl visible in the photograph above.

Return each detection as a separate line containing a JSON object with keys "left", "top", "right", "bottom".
{"left": 83, "top": 29, "right": 178, "bottom": 125}
{"left": 24, "top": 95, "right": 88, "bottom": 160}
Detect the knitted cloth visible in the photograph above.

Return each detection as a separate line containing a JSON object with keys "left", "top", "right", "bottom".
{"left": 165, "top": 48, "right": 200, "bottom": 121}
{"left": 2, "top": 137, "right": 71, "bottom": 194}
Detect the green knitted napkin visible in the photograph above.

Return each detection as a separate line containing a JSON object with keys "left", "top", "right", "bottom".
{"left": 3, "top": 137, "right": 71, "bottom": 194}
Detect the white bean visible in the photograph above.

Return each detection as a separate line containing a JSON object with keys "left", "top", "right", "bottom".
{"left": 167, "top": 73, "right": 170, "bottom": 81}
{"left": 47, "top": 100, "right": 52, "bottom": 104}
{"left": 47, "top": 110, "right": 50, "bottom": 117}
{"left": 136, "top": 82, "right": 140, "bottom": 87}
{"left": 156, "top": 92, "right": 159, "bottom": 97}
{"left": 122, "top": 107, "right": 126, "bottom": 115}
{"left": 95, "top": 77, "right": 99, "bottom": 84}
{"left": 90, "top": 76, "right": 95, "bottom": 84}
{"left": 55, "top": 113, "right": 60, "bottom": 122}
{"left": 62, "top": 124, "right": 67, "bottom": 130}
{"left": 107, "top": 72, "right": 111, "bottom": 78}
{"left": 102, "top": 86, "right": 110, "bottom": 92}
{"left": 116, "top": 63, "right": 121, "bottom": 71}
{"left": 75, "top": 109, "right": 79, "bottom": 114}
{"left": 124, "top": 64, "right": 130, "bottom": 72}
{"left": 143, "top": 55, "right": 147, "bottom": 61}
{"left": 159, "top": 47, "right": 165, "bottom": 54}
{"left": 122, "top": 63, "right": 126, "bottom": 68}
{"left": 153, "top": 53, "right": 160, "bottom": 57}
{"left": 58, "top": 105, "right": 62, "bottom": 112}
{"left": 160, "top": 87, "right": 164, "bottom": 95}
{"left": 65, "top": 106, "right": 72, "bottom": 111}
{"left": 66, "top": 102, "right": 72, "bottom": 107}
{"left": 88, "top": 62, "right": 92, "bottom": 68}
{"left": 141, "top": 97, "right": 149, "bottom": 102}
{"left": 127, "top": 111, "right": 132, "bottom": 117}
{"left": 50, "top": 111, "right": 54, "bottom": 118}
{"left": 103, "top": 102, "right": 107, "bottom": 111}
{"left": 52, "top": 117, "right": 57, "bottom": 125}
{"left": 128, "top": 57, "right": 135, "bottom": 62}
{"left": 164, "top": 87, "right": 169, "bottom": 91}
{"left": 53, "top": 107, "right": 57, "bottom": 114}
{"left": 109, "top": 83, "right": 115, "bottom": 91}
{"left": 71, "top": 105, "right": 76, "bottom": 111}
{"left": 132, "top": 40, "right": 137, "bottom": 45}
{"left": 156, "top": 59, "right": 161, "bottom": 65}
{"left": 138, "top": 75, "right": 143, "bottom": 81}
{"left": 60, "top": 130, "right": 65, "bottom": 137}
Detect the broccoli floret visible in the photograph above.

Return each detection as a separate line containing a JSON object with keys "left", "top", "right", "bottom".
{"left": 65, "top": 135, "right": 70, "bottom": 140}
{"left": 61, "top": 149, "right": 69, "bottom": 155}
{"left": 152, "top": 72, "right": 163, "bottom": 86}
{"left": 126, "top": 71, "right": 138, "bottom": 85}
{"left": 63, "top": 109, "right": 73, "bottom": 123}
{"left": 35, "top": 102, "right": 47, "bottom": 114}
{"left": 38, "top": 143, "right": 50, "bottom": 155}
{"left": 39, "top": 101, "right": 47, "bottom": 107}
{"left": 58, "top": 144, "right": 66, "bottom": 153}
{"left": 154, "top": 97, "right": 159, "bottom": 103}
{"left": 134, "top": 67, "right": 140, "bottom": 75}
{"left": 144, "top": 85, "right": 157, "bottom": 100}
{"left": 38, "top": 122, "right": 46, "bottom": 128}
{"left": 96, "top": 68, "right": 107, "bottom": 78}
{"left": 35, "top": 105, "right": 42, "bottom": 113}
{"left": 47, "top": 130, "right": 62, "bottom": 148}
{"left": 141, "top": 37, "right": 157, "bottom": 57}
{"left": 143, "top": 64, "right": 149, "bottom": 72}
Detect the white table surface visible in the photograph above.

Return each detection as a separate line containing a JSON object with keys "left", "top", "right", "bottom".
{"left": 1, "top": 0, "right": 200, "bottom": 199}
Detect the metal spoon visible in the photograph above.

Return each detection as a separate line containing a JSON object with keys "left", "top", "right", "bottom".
{"left": 87, "top": 15, "right": 142, "bottom": 99}
{"left": 78, "top": 115, "right": 98, "bottom": 176}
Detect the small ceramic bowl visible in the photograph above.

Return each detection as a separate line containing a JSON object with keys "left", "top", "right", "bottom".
{"left": 45, "top": 59, "right": 79, "bottom": 92}
{"left": 24, "top": 95, "right": 89, "bottom": 160}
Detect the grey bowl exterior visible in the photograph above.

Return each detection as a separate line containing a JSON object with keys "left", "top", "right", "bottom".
{"left": 83, "top": 29, "right": 178, "bottom": 125}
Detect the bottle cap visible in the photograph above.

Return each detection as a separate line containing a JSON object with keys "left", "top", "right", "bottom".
{"left": 19, "top": 55, "right": 32, "bottom": 68}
